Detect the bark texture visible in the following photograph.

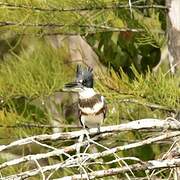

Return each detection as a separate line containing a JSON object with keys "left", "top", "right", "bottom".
{"left": 166, "top": 0, "right": 180, "bottom": 73}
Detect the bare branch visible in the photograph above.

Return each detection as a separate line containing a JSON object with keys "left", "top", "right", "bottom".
{"left": 54, "top": 163, "right": 147, "bottom": 180}
{"left": 3, "top": 157, "right": 180, "bottom": 180}
{"left": 0, "top": 123, "right": 81, "bottom": 129}
{"left": 0, "top": 21, "right": 65, "bottom": 27}
{"left": 0, "top": 2, "right": 168, "bottom": 13}
{"left": 117, "top": 98, "right": 176, "bottom": 113}
{"left": 0, "top": 140, "right": 88, "bottom": 170}
{"left": 0, "top": 118, "right": 180, "bottom": 152}
{"left": 0, "top": 21, "right": 164, "bottom": 34}
{"left": 54, "top": 158, "right": 180, "bottom": 180}
{"left": 90, "top": 131, "right": 180, "bottom": 160}
{"left": 0, "top": 21, "right": 144, "bottom": 32}
{"left": 0, "top": 130, "right": 180, "bottom": 172}
{"left": 1, "top": 118, "right": 180, "bottom": 179}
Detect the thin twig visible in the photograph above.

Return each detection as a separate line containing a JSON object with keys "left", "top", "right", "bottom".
{"left": 54, "top": 158, "right": 180, "bottom": 180}
{"left": 0, "top": 123, "right": 81, "bottom": 129}
{"left": 0, "top": 21, "right": 164, "bottom": 34}
{"left": 117, "top": 98, "right": 176, "bottom": 113}
{"left": 0, "top": 21, "right": 144, "bottom": 32}
{"left": 4, "top": 158, "right": 180, "bottom": 180}
{"left": 90, "top": 131, "right": 180, "bottom": 160}
{"left": 0, "top": 2, "right": 168, "bottom": 12}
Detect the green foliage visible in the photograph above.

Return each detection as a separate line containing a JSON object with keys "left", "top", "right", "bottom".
{"left": 87, "top": 8, "right": 165, "bottom": 73}
{"left": 97, "top": 67, "right": 180, "bottom": 112}
{"left": 0, "top": 0, "right": 127, "bottom": 35}
{"left": 0, "top": 37, "right": 73, "bottom": 98}
{"left": 0, "top": 0, "right": 166, "bottom": 73}
{"left": 0, "top": 37, "right": 74, "bottom": 143}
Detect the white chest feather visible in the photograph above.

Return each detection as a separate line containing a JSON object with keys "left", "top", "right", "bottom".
{"left": 81, "top": 113, "right": 104, "bottom": 128}
{"left": 79, "top": 88, "right": 96, "bottom": 99}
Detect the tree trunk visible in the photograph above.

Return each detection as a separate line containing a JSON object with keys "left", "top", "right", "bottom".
{"left": 166, "top": 2, "right": 180, "bottom": 177}
{"left": 166, "top": 0, "right": 180, "bottom": 74}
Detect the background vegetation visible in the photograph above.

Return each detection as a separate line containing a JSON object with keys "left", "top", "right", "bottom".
{"left": 0, "top": 0, "right": 180, "bottom": 179}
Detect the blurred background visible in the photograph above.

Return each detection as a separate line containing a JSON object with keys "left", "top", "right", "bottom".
{"left": 0, "top": 0, "right": 180, "bottom": 179}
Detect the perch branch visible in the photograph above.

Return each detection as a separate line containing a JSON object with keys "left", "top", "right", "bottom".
{"left": 0, "top": 118, "right": 180, "bottom": 152}
{"left": 0, "top": 133, "right": 112, "bottom": 170}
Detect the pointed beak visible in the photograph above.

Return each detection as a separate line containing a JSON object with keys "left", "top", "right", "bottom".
{"left": 63, "top": 82, "right": 83, "bottom": 92}
{"left": 64, "top": 82, "right": 79, "bottom": 88}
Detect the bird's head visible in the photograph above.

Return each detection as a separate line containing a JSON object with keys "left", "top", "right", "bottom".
{"left": 64, "top": 65, "right": 93, "bottom": 92}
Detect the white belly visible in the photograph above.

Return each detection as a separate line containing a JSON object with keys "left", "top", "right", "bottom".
{"left": 80, "top": 113, "right": 104, "bottom": 128}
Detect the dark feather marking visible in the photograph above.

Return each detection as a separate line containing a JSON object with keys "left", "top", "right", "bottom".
{"left": 79, "top": 104, "right": 107, "bottom": 128}
{"left": 79, "top": 103, "right": 107, "bottom": 116}
{"left": 79, "top": 94, "right": 102, "bottom": 108}
{"left": 78, "top": 94, "right": 107, "bottom": 128}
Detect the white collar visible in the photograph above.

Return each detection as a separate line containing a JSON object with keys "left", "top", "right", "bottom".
{"left": 79, "top": 88, "right": 96, "bottom": 99}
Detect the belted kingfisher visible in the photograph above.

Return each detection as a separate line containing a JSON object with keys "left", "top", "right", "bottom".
{"left": 64, "top": 65, "right": 107, "bottom": 129}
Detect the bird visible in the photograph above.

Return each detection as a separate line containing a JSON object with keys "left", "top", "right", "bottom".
{"left": 64, "top": 65, "right": 107, "bottom": 130}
